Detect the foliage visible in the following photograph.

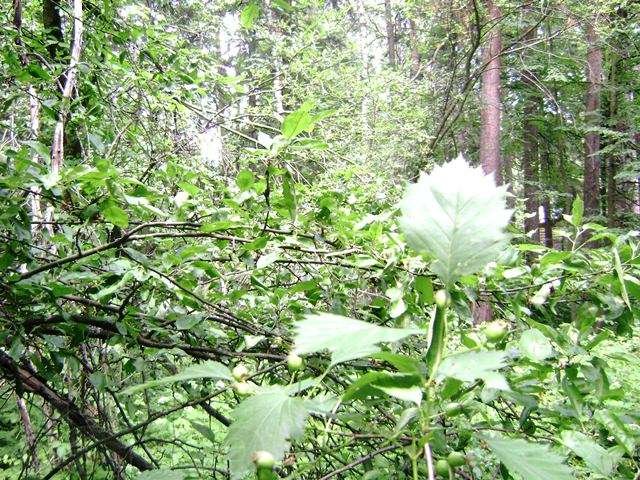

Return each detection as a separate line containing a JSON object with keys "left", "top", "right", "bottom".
{"left": 0, "top": 1, "right": 640, "bottom": 479}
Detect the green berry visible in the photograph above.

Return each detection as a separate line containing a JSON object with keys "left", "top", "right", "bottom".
{"left": 287, "top": 352, "right": 304, "bottom": 372}
{"left": 434, "top": 290, "right": 451, "bottom": 308}
{"left": 435, "top": 459, "right": 450, "bottom": 477}
{"left": 447, "top": 451, "right": 466, "bottom": 467}
{"left": 232, "top": 364, "right": 249, "bottom": 381}
{"left": 232, "top": 381, "right": 254, "bottom": 396}
{"left": 484, "top": 321, "right": 507, "bottom": 342}
{"left": 252, "top": 450, "right": 275, "bottom": 469}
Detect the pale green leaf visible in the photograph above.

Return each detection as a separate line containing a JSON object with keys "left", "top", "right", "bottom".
{"left": 240, "top": 1, "right": 260, "bottom": 29}
{"left": 293, "top": 313, "right": 421, "bottom": 365}
{"left": 594, "top": 410, "right": 636, "bottom": 455}
{"left": 224, "top": 386, "right": 309, "bottom": 479}
{"left": 399, "top": 156, "right": 512, "bottom": 284}
{"left": 438, "top": 350, "right": 508, "bottom": 389}
{"left": 122, "top": 361, "right": 231, "bottom": 395}
{"left": 484, "top": 435, "right": 573, "bottom": 480}
{"left": 571, "top": 196, "right": 584, "bottom": 227}
{"left": 519, "top": 329, "right": 554, "bottom": 362}
{"left": 561, "top": 430, "right": 616, "bottom": 476}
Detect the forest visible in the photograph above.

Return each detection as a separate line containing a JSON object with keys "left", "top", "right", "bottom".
{"left": 1, "top": 0, "right": 640, "bottom": 479}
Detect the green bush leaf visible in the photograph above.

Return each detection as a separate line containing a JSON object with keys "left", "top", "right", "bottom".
{"left": 293, "top": 313, "right": 421, "bottom": 365}
{"left": 484, "top": 435, "right": 573, "bottom": 480}
{"left": 224, "top": 386, "right": 309, "bottom": 479}
{"left": 240, "top": 1, "right": 260, "bottom": 29}
{"left": 561, "top": 430, "right": 616, "bottom": 476}
{"left": 519, "top": 329, "right": 553, "bottom": 362}
{"left": 438, "top": 350, "right": 508, "bottom": 386}
{"left": 122, "top": 361, "right": 231, "bottom": 395}
{"left": 399, "top": 156, "right": 512, "bottom": 284}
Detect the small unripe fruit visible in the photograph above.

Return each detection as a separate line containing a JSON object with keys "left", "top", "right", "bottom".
{"left": 443, "top": 402, "right": 464, "bottom": 417}
{"left": 434, "top": 290, "right": 451, "bottom": 308}
{"left": 435, "top": 459, "right": 450, "bottom": 477}
{"left": 232, "top": 364, "right": 249, "bottom": 381}
{"left": 232, "top": 381, "right": 254, "bottom": 396}
{"left": 447, "top": 451, "right": 466, "bottom": 467}
{"left": 484, "top": 321, "right": 508, "bottom": 342}
{"left": 252, "top": 450, "right": 275, "bottom": 469}
{"left": 286, "top": 352, "right": 304, "bottom": 372}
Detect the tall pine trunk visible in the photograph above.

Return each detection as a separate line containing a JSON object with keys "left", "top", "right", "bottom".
{"left": 583, "top": 23, "right": 603, "bottom": 216}
{"left": 479, "top": 0, "right": 502, "bottom": 184}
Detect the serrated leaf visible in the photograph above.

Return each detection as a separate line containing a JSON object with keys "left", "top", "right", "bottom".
{"left": 122, "top": 361, "right": 231, "bottom": 395}
{"left": 282, "top": 101, "right": 315, "bottom": 139}
{"left": 594, "top": 410, "right": 636, "bottom": 455}
{"left": 484, "top": 435, "right": 573, "bottom": 480}
{"left": 343, "top": 372, "right": 423, "bottom": 405}
{"left": 101, "top": 199, "right": 129, "bottom": 228}
{"left": 189, "top": 420, "right": 216, "bottom": 444}
{"left": 519, "top": 329, "right": 553, "bottom": 362}
{"left": 438, "top": 350, "right": 509, "bottom": 389}
{"left": 224, "top": 386, "right": 309, "bottom": 479}
{"left": 399, "top": 155, "right": 512, "bottom": 284}
{"left": 561, "top": 430, "right": 616, "bottom": 476}
{"left": 293, "top": 313, "right": 421, "bottom": 365}
{"left": 240, "top": 1, "right": 260, "bottom": 29}
{"left": 571, "top": 196, "right": 583, "bottom": 227}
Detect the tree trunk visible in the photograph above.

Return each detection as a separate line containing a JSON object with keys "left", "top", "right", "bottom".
{"left": 474, "top": 0, "right": 502, "bottom": 325}
{"left": 384, "top": 0, "right": 396, "bottom": 67}
{"left": 522, "top": 22, "right": 540, "bottom": 241}
{"left": 408, "top": 19, "right": 420, "bottom": 78}
{"left": 583, "top": 23, "right": 603, "bottom": 216}
{"left": 479, "top": 0, "right": 502, "bottom": 184}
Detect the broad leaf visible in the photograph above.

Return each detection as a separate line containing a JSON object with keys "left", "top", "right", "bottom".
{"left": 122, "top": 361, "right": 231, "bottom": 395}
{"left": 484, "top": 435, "right": 573, "bottom": 480}
{"left": 438, "top": 350, "right": 509, "bottom": 389}
{"left": 561, "top": 430, "right": 616, "bottom": 476}
{"left": 224, "top": 386, "right": 309, "bottom": 479}
{"left": 343, "top": 371, "right": 423, "bottom": 405}
{"left": 240, "top": 1, "right": 260, "bottom": 29}
{"left": 399, "top": 156, "right": 512, "bottom": 284}
{"left": 519, "top": 329, "right": 553, "bottom": 362}
{"left": 594, "top": 410, "right": 636, "bottom": 455}
{"left": 293, "top": 313, "right": 421, "bottom": 365}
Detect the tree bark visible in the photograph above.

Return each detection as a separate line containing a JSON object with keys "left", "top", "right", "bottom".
{"left": 0, "top": 350, "right": 153, "bottom": 472}
{"left": 408, "top": 19, "right": 420, "bottom": 78}
{"left": 583, "top": 23, "right": 603, "bottom": 216}
{"left": 522, "top": 21, "right": 540, "bottom": 241}
{"left": 474, "top": 0, "right": 502, "bottom": 324}
{"left": 479, "top": 0, "right": 502, "bottom": 184}
{"left": 384, "top": 0, "right": 396, "bottom": 67}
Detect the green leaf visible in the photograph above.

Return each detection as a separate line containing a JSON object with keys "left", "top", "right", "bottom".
{"left": 236, "top": 169, "right": 255, "bottom": 191}
{"left": 189, "top": 420, "right": 216, "bottom": 444}
{"left": 240, "top": 1, "right": 260, "bottom": 29}
{"left": 613, "top": 246, "right": 631, "bottom": 311}
{"left": 101, "top": 198, "right": 129, "bottom": 228}
{"left": 399, "top": 156, "right": 512, "bottom": 284}
{"left": 438, "top": 350, "right": 509, "bottom": 389}
{"left": 293, "top": 313, "right": 421, "bottom": 365}
{"left": 122, "top": 361, "right": 231, "bottom": 395}
{"left": 343, "top": 371, "right": 423, "bottom": 405}
{"left": 519, "top": 329, "right": 553, "bottom": 362}
{"left": 594, "top": 410, "right": 636, "bottom": 455}
{"left": 135, "top": 471, "right": 185, "bottom": 480}
{"left": 224, "top": 386, "right": 309, "bottom": 479}
{"left": 561, "top": 430, "right": 616, "bottom": 476}
{"left": 484, "top": 435, "right": 573, "bottom": 480}
{"left": 571, "top": 196, "right": 583, "bottom": 227}
{"left": 282, "top": 101, "right": 316, "bottom": 139}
